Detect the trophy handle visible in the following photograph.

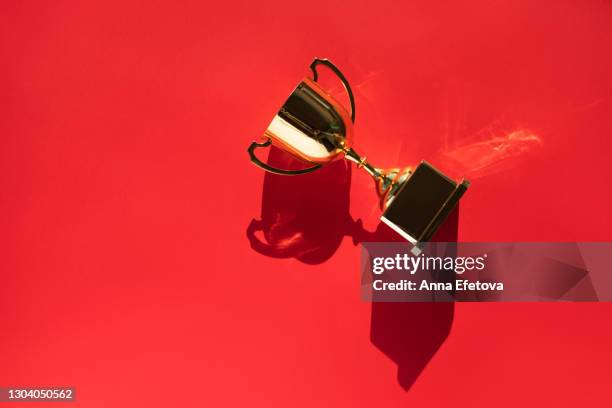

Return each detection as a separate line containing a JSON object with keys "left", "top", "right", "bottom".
{"left": 248, "top": 139, "right": 322, "bottom": 175}
{"left": 310, "top": 58, "right": 356, "bottom": 123}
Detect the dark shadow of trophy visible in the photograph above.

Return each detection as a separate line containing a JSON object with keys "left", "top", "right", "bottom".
{"left": 246, "top": 58, "right": 463, "bottom": 390}
{"left": 246, "top": 145, "right": 458, "bottom": 390}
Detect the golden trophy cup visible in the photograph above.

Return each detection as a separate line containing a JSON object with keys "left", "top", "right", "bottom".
{"left": 248, "top": 58, "right": 469, "bottom": 251}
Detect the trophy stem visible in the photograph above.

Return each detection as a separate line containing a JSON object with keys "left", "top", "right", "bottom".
{"left": 343, "top": 148, "right": 412, "bottom": 209}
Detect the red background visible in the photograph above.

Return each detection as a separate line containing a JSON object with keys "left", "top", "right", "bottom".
{"left": 2, "top": 0, "right": 612, "bottom": 406}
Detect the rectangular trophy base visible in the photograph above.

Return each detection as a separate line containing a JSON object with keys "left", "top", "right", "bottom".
{"left": 380, "top": 161, "right": 469, "bottom": 253}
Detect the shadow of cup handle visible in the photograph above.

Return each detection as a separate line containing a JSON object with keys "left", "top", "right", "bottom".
{"left": 246, "top": 218, "right": 290, "bottom": 258}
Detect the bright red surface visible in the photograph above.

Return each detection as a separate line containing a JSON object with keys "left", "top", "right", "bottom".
{"left": 2, "top": 0, "right": 612, "bottom": 406}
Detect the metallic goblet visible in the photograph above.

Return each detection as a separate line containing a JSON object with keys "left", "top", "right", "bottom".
{"left": 248, "top": 58, "right": 469, "bottom": 249}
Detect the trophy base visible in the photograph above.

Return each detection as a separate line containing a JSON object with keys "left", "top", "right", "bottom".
{"left": 380, "top": 161, "right": 469, "bottom": 251}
